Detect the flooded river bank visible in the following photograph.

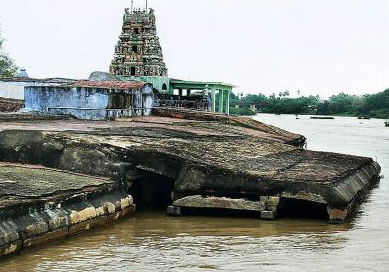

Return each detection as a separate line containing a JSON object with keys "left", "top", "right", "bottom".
{"left": 1, "top": 114, "right": 388, "bottom": 271}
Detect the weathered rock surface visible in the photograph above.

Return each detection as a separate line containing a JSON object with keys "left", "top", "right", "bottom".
{"left": 154, "top": 108, "right": 306, "bottom": 147}
{"left": 173, "top": 195, "right": 265, "bottom": 212}
{"left": 0, "top": 113, "right": 381, "bottom": 226}
{"left": 0, "top": 112, "right": 74, "bottom": 122}
{"left": 0, "top": 98, "right": 23, "bottom": 112}
{"left": 0, "top": 163, "right": 135, "bottom": 257}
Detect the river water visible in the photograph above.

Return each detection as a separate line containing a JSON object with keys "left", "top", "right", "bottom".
{"left": 1, "top": 114, "right": 388, "bottom": 272}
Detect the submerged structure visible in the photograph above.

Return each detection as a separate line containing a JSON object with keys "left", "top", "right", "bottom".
{"left": 0, "top": 4, "right": 382, "bottom": 259}
{"left": 0, "top": 106, "right": 381, "bottom": 257}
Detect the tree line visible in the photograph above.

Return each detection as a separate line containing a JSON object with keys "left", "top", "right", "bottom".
{"left": 230, "top": 89, "right": 389, "bottom": 119}
{"left": 0, "top": 30, "right": 18, "bottom": 78}
{"left": 2, "top": 29, "right": 388, "bottom": 119}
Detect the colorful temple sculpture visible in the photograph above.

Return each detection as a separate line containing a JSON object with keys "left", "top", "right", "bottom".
{"left": 109, "top": 8, "right": 169, "bottom": 86}
{"left": 1, "top": 5, "right": 233, "bottom": 119}
{"left": 110, "top": 7, "right": 233, "bottom": 114}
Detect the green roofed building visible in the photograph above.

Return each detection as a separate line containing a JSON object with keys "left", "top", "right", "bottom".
{"left": 110, "top": 6, "right": 233, "bottom": 114}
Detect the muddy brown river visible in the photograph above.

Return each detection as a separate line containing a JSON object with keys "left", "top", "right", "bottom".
{"left": 1, "top": 114, "right": 388, "bottom": 271}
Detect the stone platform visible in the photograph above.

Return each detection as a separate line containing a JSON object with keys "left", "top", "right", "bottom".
{"left": 0, "top": 163, "right": 134, "bottom": 257}
{"left": 0, "top": 111, "right": 381, "bottom": 243}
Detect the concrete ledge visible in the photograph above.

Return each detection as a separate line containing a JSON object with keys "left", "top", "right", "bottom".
{"left": 0, "top": 164, "right": 135, "bottom": 258}
{"left": 171, "top": 195, "right": 282, "bottom": 220}
{"left": 172, "top": 195, "right": 265, "bottom": 212}
{"left": 0, "top": 199, "right": 135, "bottom": 257}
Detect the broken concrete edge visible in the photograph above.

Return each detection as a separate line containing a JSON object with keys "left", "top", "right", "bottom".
{"left": 0, "top": 189, "right": 135, "bottom": 257}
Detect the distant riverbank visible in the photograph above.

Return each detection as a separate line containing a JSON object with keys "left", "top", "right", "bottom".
{"left": 229, "top": 88, "right": 389, "bottom": 119}
{"left": 231, "top": 109, "right": 388, "bottom": 119}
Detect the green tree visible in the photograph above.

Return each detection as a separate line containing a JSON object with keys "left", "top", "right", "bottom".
{"left": 229, "top": 91, "right": 240, "bottom": 105}
{"left": 230, "top": 89, "right": 388, "bottom": 118}
{"left": 317, "top": 100, "right": 332, "bottom": 115}
{"left": 328, "top": 93, "right": 355, "bottom": 114}
{"left": 244, "top": 93, "right": 267, "bottom": 104}
{"left": 359, "top": 89, "right": 389, "bottom": 118}
{"left": 0, "top": 30, "right": 18, "bottom": 78}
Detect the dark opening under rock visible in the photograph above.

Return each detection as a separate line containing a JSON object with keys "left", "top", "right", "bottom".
{"left": 0, "top": 113, "right": 382, "bottom": 246}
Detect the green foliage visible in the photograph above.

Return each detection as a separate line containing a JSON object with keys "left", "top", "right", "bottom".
{"left": 244, "top": 94, "right": 267, "bottom": 104}
{"left": 360, "top": 89, "right": 389, "bottom": 114}
{"left": 265, "top": 95, "right": 318, "bottom": 114}
{"left": 328, "top": 93, "right": 360, "bottom": 114}
{"left": 229, "top": 91, "right": 240, "bottom": 105}
{"left": 0, "top": 30, "right": 18, "bottom": 78}
{"left": 231, "top": 89, "right": 389, "bottom": 118}
{"left": 368, "top": 108, "right": 389, "bottom": 119}
{"left": 230, "top": 107, "right": 256, "bottom": 116}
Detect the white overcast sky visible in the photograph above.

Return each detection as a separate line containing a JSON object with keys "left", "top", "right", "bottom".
{"left": 0, "top": 0, "right": 388, "bottom": 97}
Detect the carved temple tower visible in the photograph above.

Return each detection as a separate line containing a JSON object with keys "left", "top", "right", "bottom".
{"left": 109, "top": 7, "right": 168, "bottom": 79}
{"left": 109, "top": 5, "right": 233, "bottom": 114}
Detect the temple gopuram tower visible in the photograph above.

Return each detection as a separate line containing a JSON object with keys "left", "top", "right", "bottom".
{"left": 109, "top": 5, "right": 233, "bottom": 114}
{"left": 110, "top": 7, "right": 169, "bottom": 92}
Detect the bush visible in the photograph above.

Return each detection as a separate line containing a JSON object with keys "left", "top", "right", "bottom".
{"left": 230, "top": 107, "right": 256, "bottom": 116}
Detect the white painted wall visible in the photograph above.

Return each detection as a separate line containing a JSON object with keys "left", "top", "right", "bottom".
{"left": 0, "top": 80, "right": 74, "bottom": 100}
{"left": 0, "top": 81, "right": 28, "bottom": 99}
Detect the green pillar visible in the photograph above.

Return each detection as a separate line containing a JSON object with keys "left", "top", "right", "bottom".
{"left": 211, "top": 87, "right": 216, "bottom": 112}
{"left": 226, "top": 90, "right": 230, "bottom": 115}
{"left": 219, "top": 90, "right": 224, "bottom": 113}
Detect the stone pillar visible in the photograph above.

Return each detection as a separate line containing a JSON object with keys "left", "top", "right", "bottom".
{"left": 211, "top": 88, "right": 216, "bottom": 112}
{"left": 219, "top": 90, "right": 224, "bottom": 113}
{"left": 259, "top": 196, "right": 280, "bottom": 220}
{"left": 226, "top": 90, "right": 230, "bottom": 115}
{"left": 327, "top": 207, "right": 349, "bottom": 224}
